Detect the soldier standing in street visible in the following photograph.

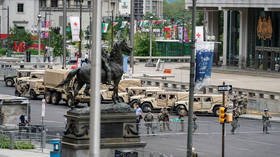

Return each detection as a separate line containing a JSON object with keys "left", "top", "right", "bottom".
{"left": 262, "top": 108, "right": 272, "bottom": 134}
{"left": 192, "top": 113, "right": 198, "bottom": 133}
{"left": 144, "top": 109, "right": 154, "bottom": 134}
{"left": 162, "top": 107, "right": 172, "bottom": 131}
{"left": 178, "top": 106, "right": 186, "bottom": 132}
{"left": 231, "top": 107, "right": 240, "bottom": 134}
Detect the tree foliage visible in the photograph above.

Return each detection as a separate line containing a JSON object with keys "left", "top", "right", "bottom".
{"left": 134, "top": 32, "right": 158, "bottom": 56}
{"left": 8, "top": 26, "right": 33, "bottom": 48}
{"left": 163, "top": 0, "right": 190, "bottom": 20}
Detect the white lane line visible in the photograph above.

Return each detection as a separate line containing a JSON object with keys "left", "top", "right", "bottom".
{"left": 44, "top": 120, "right": 64, "bottom": 124}
{"left": 235, "top": 138, "right": 276, "bottom": 146}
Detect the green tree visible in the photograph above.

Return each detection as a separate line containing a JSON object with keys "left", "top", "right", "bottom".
{"left": 49, "top": 28, "right": 64, "bottom": 57}
{"left": 8, "top": 26, "right": 33, "bottom": 49}
{"left": 134, "top": 32, "right": 158, "bottom": 56}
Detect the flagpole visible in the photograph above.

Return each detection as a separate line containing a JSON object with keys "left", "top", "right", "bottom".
{"left": 130, "top": 0, "right": 135, "bottom": 73}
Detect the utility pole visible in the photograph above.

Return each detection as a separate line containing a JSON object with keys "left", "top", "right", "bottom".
{"left": 111, "top": 8, "right": 114, "bottom": 50}
{"left": 187, "top": 0, "right": 196, "bottom": 157}
{"left": 222, "top": 81, "right": 225, "bottom": 157}
{"left": 145, "top": 16, "right": 154, "bottom": 67}
{"left": 7, "top": 6, "right": 9, "bottom": 53}
{"left": 89, "top": 0, "right": 102, "bottom": 156}
{"left": 130, "top": 0, "right": 135, "bottom": 73}
{"left": 182, "top": 10, "right": 185, "bottom": 56}
{"left": 62, "top": 0, "right": 67, "bottom": 69}
{"left": 79, "top": 0, "right": 83, "bottom": 58}
{"left": 44, "top": 12, "right": 47, "bottom": 62}
{"left": 38, "top": 14, "right": 42, "bottom": 57}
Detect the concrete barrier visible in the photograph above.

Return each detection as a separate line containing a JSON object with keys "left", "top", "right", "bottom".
{"left": 129, "top": 76, "right": 280, "bottom": 112}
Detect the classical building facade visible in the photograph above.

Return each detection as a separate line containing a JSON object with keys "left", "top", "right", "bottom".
{"left": 186, "top": 0, "right": 280, "bottom": 71}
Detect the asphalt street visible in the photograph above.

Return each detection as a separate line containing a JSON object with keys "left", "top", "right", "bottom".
{"left": 1, "top": 81, "right": 280, "bottom": 157}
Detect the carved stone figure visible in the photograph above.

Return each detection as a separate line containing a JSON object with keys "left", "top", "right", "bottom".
{"left": 57, "top": 39, "right": 132, "bottom": 106}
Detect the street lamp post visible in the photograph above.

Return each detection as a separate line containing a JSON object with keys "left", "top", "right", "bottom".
{"left": 79, "top": 0, "right": 83, "bottom": 58}
{"left": 130, "top": 0, "right": 135, "bottom": 73}
{"left": 145, "top": 16, "right": 154, "bottom": 67}
{"left": 38, "top": 14, "right": 42, "bottom": 57}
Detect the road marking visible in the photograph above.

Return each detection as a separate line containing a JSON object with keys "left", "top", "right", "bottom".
{"left": 44, "top": 120, "right": 64, "bottom": 124}
{"left": 234, "top": 137, "right": 276, "bottom": 146}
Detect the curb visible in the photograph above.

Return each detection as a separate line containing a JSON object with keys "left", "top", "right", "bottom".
{"left": 240, "top": 115, "right": 280, "bottom": 123}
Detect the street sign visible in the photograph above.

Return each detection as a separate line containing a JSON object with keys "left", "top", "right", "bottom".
{"left": 218, "top": 85, "right": 232, "bottom": 91}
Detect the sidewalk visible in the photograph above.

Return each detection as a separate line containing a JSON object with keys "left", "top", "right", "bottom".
{"left": 0, "top": 148, "right": 51, "bottom": 157}
{"left": 240, "top": 114, "right": 280, "bottom": 122}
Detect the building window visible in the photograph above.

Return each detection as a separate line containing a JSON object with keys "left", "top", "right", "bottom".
{"left": 66, "top": 0, "right": 70, "bottom": 8}
{"left": 87, "top": 1, "right": 91, "bottom": 8}
{"left": 51, "top": 0, "right": 58, "bottom": 7}
{"left": 40, "top": 0, "right": 46, "bottom": 8}
{"left": 17, "top": 3, "right": 24, "bottom": 12}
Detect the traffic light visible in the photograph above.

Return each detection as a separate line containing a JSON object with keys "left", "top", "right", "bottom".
{"left": 219, "top": 107, "right": 225, "bottom": 124}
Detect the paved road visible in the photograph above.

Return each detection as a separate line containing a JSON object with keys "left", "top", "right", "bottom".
{"left": 1, "top": 82, "right": 280, "bottom": 157}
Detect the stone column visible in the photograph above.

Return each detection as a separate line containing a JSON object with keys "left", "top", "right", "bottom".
{"left": 46, "top": 0, "right": 51, "bottom": 7}
{"left": 238, "top": 9, "right": 248, "bottom": 69}
{"left": 222, "top": 10, "right": 228, "bottom": 66}
{"left": 58, "top": 0, "right": 63, "bottom": 7}
{"left": 206, "top": 11, "right": 220, "bottom": 65}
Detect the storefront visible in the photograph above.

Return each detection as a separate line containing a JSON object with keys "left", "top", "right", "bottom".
{"left": 185, "top": 0, "right": 280, "bottom": 71}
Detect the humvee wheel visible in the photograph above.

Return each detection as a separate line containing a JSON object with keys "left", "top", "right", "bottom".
{"left": 67, "top": 95, "right": 78, "bottom": 107}
{"left": 15, "top": 90, "right": 21, "bottom": 97}
{"left": 141, "top": 102, "right": 152, "bottom": 113}
{"left": 29, "top": 89, "right": 37, "bottom": 99}
{"left": 5, "top": 79, "right": 14, "bottom": 87}
{"left": 213, "top": 106, "right": 220, "bottom": 117}
{"left": 176, "top": 105, "right": 188, "bottom": 116}
{"left": 51, "top": 92, "right": 61, "bottom": 105}
{"left": 45, "top": 91, "right": 52, "bottom": 104}
{"left": 129, "top": 99, "right": 139, "bottom": 108}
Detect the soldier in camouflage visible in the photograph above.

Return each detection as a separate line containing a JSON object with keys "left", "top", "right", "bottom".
{"left": 231, "top": 107, "right": 240, "bottom": 134}
{"left": 161, "top": 108, "right": 172, "bottom": 131}
{"left": 192, "top": 113, "right": 198, "bottom": 133}
{"left": 178, "top": 106, "right": 186, "bottom": 132}
{"left": 262, "top": 108, "right": 272, "bottom": 134}
{"left": 144, "top": 109, "right": 154, "bottom": 134}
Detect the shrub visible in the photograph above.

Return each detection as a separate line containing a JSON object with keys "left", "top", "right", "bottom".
{"left": 0, "top": 48, "right": 8, "bottom": 56}
{"left": 0, "top": 134, "right": 35, "bottom": 149}
{"left": 27, "top": 49, "right": 44, "bottom": 55}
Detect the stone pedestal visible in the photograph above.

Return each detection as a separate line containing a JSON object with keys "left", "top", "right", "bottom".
{"left": 61, "top": 103, "right": 146, "bottom": 157}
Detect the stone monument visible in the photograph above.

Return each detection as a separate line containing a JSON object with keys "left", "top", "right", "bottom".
{"left": 61, "top": 103, "right": 146, "bottom": 157}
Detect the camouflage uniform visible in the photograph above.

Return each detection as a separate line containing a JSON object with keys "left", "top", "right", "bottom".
{"left": 158, "top": 108, "right": 172, "bottom": 131}
{"left": 231, "top": 107, "right": 240, "bottom": 134}
{"left": 178, "top": 108, "right": 185, "bottom": 132}
{"left": 262, "top": 109, "right": 272, "bottom": 134}
{"left": 192, "top": 114, "right": 198, "bottom": 133}
{"left": 144, "top": 110, "right": 154, "bottom": 134}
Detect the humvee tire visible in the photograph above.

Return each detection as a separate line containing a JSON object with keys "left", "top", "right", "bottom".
{"left": 141, "top": 102, "right": 152, "bottom": 113}
{"left": 213, "top": 106, "right": 220, "bottom": 117}
{"left": 51, "top": 92, "right": 61, "bottom": 105}
{"left": 5, "top": 78, "right": 14, "bottom": 87}
{"left": 29, "top": 89, "right": 37, "bottom": 99}
{"left": 129, "top": 99, "right": 139, "bottom": 108}
{"left": 45, "top": 91, "right": 52, "bottom": 104}
{"left": 15, "top": 90, "right": 21, "bottom": 97}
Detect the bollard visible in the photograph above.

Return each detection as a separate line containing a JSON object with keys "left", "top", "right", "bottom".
{"left": 9, "top": 132, "right": 15, "bottom": 150}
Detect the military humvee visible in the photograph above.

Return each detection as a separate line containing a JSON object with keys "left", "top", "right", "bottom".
{"left": 128, "top": 89, "right": 165, "bottom": 109}
{"left": 139, "top": 91, "right": 189, "bottom": 113}
{"left": 100, "top": 79, "right": 143, "bottom": 103}
{"left": 173, "top": 94, "right": 226, "bottom": 116}
{"left": 15, "top": 71, "right": 45, "bottom": 99}
{"left": 4, "top": 69, "right": 44, "bottom": 87}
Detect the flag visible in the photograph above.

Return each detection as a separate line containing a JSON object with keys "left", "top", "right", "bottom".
{"left": 184, "top": 27, "right": 189, "bottom": 42}
{"left": 196, "top": 26, "right": 204, "bottom": 41}
{"left": 45, "top": 32, "right": 49, "bottom": 38}
{"left": 195, "top": 42, "right": 214, "bottom": 90}
{"left": 153, "top": 20, "right": 156, "bottom": 24}
{"left": 41, "top": 21, "right": 46, "bottom": 28}
{"left": 120, "top": 21, "right": 127, "bottom": 29}
{"left": 164, "top": 27, "right": 171, "bottom": 39}
{"left": 70, "top": 16, "right": 80, "bottom": 42}
{"left": 140, "top": 21, "right": 144, "bottom": 28}
{"left": 112, "top": 22, "right": 118, "bottom": 26}
{"left": 178, "top": 27, "right": 183, "bottom": 42}
{"left": 46, "top": 21, "right": 50, "bottom": 28}
{"left": 156, "top": 20, "right": 161, "bottom": 24}
{"left": 144, "top": 20, "right": 149, "bottom": 27}
{"left": 102, "top": 23, "right": 108, "bottom": 33}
